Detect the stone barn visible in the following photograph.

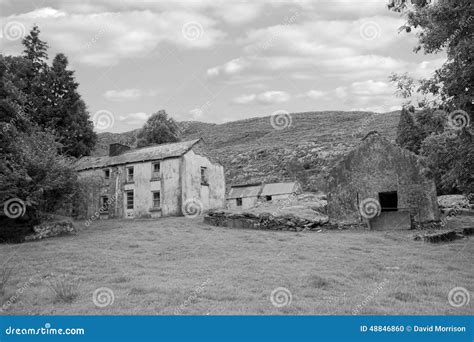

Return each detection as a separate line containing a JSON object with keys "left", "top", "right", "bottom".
{"left": 226, "top": 181, "right": 301, "bottom": 210}
{"left": 326, "top": 132, "right": 439, "bottom": 229}
{"left": 227, "top": 183, "right": 263, "bottom": 210}
{"left": 260, "top": 182, "right": 301, "bottom": 203}
{"left": 75, "top": 139, "right": 226, "bottom": 219}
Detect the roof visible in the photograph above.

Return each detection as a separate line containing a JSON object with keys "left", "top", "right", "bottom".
{"left": 227, "top": 184, "right": 262, "bottom": 199}
{"left": 75, "top": 139, "right": 200, "bottom": 171}
{"left": 261, "top": 182, "right": 299, "bottom": 196}
{"left": 227, "top": 182, "right": 300, "bottom": 199}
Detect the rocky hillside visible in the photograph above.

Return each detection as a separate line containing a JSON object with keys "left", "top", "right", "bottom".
{"left": 94, "top": 111, "right": 401, "bottom": 191}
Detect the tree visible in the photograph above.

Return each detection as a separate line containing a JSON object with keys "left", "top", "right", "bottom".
{"left": 22, "top": 25, "right": 48, "bottom": 76}
{"left": 396, "top": 107, "right": 425, "bottom": 153}
{"left": 388, "top": 0, "right": 473, "bottom": 113}
{"left": 8, "top": 26, "right": 97, "bottom": 157}
{"left": 388, "top": 0, "right": 473, "bottom": 194}
{"left": 421, "top": 130, "right": 474, "bottom": 194}
{"left": 40, "top": 53, "right": 97, "bottom": 157}
{"left": 136, "top": 110, "right": 181, "bottom": 147}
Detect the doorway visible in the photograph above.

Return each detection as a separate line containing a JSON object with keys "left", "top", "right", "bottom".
{"left": 379, "top": 191, "right": 398, "bottom": 211}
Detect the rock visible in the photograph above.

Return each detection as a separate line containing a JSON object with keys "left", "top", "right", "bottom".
{"left": 437, "top": 195, "right": 469, "bottom": 209}
{"left": 25, "top": 220, "right": 76, "bottom": 241}
{"left": 414, "top": 230, "right": 462, "bottom": 243}
{"left": 462, "top": 227, "right": 474, "bottom": 236}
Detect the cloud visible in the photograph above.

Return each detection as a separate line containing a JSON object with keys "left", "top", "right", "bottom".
{"left": 103, "top": 88, "right": 158, "bottom": 101}
{"left": 118, "top": 112, "right": 151, "bottom": 125}
{"left": 104, "top": 89, "right": 142, "bottom": 101}
{"left": 349, "top": 80, "right": 393, "bottom": 97}
{"left": 232, "top": 91, "right": 290, "bottom": 105}
{"left": 231, "top": 94, "right": 256, "bottom": 105}
{"left": 189, "top": 108, "right": 204, "bottom": 120}
{"left": 256, "top": 91, "right": 290, "bottom": 104}
{"left": 298, "top": 90, "right": 326, "bottom": 99}
{"left": 1, "top": 7, "right": 226, "bottom": 66}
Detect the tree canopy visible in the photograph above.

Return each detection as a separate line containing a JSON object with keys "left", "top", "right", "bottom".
{"left": 136, "top": 110, "right": 181, "bottom": 147}
{"left": 388, "top": 0, "right": 473, "bottom": 194}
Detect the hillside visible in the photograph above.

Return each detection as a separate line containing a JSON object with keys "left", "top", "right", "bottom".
{"left": 94, "top": 111, "right": 401, "bottom": 191}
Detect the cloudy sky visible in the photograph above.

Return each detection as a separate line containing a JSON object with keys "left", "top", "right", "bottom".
{"left": 1, "top": 0, "right": 445, "bottom": 133}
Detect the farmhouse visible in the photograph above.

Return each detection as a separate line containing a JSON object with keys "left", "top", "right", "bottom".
{"left": 326, "top": 132, "right": 439, "bottom": 229}
{"left": 227, "top": 181, "right": 301, "bottom": 209}
{"left": 75, "top": 139, "right": 225, "bottom": 219}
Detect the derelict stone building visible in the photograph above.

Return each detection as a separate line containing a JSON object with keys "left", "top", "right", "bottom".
{"left": 326, "top": 132, "right": 439, "bottom": 229}
{"left": 75, "top": 139, "right": 225, "bottom": 219}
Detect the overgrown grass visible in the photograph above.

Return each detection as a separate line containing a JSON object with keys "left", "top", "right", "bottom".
{"left": 0, "top": 266, "right": 13, "bottom": 296}
{"left": 47, "top": 275, "right": 80, "bottom": 304}
{"left": 0, "top": 216, "right": 472, "bottom": 315}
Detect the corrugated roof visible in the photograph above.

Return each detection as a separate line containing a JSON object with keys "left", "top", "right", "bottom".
{"left": 75, "top": 139, "right": 200, "bottom": 171}
{"left": 227, "top": 185, "right": 262, "bottom": 199}
{"left": 260, "top": 182, "right": 298, "bottom": 196}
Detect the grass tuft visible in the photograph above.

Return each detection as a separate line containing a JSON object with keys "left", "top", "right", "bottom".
{"left": 47, "top": 275, "right": 79, "bottom": 303}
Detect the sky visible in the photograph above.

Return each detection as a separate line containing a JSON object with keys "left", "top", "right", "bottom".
{"left": 0, "top": 0, "right": 446, "bottom": 133}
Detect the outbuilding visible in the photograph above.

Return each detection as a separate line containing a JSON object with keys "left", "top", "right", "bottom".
{"left": 326, "top": 132, "right": 439, "bottom": 229}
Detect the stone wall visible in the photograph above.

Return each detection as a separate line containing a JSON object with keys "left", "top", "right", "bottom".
{"left": 204, "top": 210, "right": 329, "bottom": 231}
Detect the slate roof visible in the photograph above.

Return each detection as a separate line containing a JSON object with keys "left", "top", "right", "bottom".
{"left": 261, "top": 182, "right": 299, "bottom": 196}
{"left": 227, "top": 184, "right": 263, "bottom": 199}
{"left": 75, "top": 139, "right": 200, "bottom": 171}
{"left": 227, "top": 182, "right": 299, "bottom": 199}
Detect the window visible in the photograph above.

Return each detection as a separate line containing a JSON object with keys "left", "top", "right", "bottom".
{"left": 379, "top": 191, "right": 398, "bottom": 211}
{"left": 126, "top": 166, "right": 134, "bottom": 182}
{"left": 104, "top": 169, "right": 110, "bottom": 179}
{"left": 100, "top": 196, "right": 109, "bottom": 212}
{"left": 266, "top": 195, "right": 272, "bottom": 201}
{"left": 201, "top": 167, "right": 208, "bottom": 185}
{"left": 152, "top": 191, "right": 161, "bottom": 209}
{"left": 236, "top": 198, "right": 242, "bottom": 206}
{"left": 126, "top": 191, "right": 134, "bottom": 210}
{"left": 152, "top": 162, "right": 160, "bottom": 179}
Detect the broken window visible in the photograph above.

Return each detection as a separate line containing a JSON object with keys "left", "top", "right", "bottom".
{"left": 266, "top": 195, "right": 272, "bottom": 201}
{"left": 126, "top": 191, "right": 134, "bottom": 210}
{"left": 126, "top": 166, "right": 134, "bottom": 182}
{"left": 152, "top": 162, "right": 160, "bottom": 179}
{"left": 379, "top": 191, "right": 398, "bottom": 211}
{"left": 152, "top": 191, "right": 160, "bottom": 209}
{"left": 236, "top": 198, "right": 242, "bottom": 206}
{"left": 104, "top": 169, "right": 110, "bottom": 179}
{"left": 100, "top": 196, "right": 109, "bottom": 212}
{"left": 201, "top": 167, "right": 208, "bottom": 185}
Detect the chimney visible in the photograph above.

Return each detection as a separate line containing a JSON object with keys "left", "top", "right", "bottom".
{"left": 109, "top": 143, "right": 131, "bottom": 157}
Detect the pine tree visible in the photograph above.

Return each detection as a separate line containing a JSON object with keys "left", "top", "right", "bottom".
{"left": 396, "top": 108, "right": 424, "bottom": 153}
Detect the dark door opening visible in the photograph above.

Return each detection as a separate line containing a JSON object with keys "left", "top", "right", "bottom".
{"left": 378, "top": 191, "right": 398, "bottom": 211}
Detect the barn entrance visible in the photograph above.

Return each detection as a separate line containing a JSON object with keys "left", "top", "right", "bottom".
{"left": 379, "top": 191, "right": 398, "bottom": 211}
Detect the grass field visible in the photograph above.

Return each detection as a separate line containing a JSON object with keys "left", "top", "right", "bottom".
{"left": 0, "top": 216, "right": 472, "bottom": 315}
